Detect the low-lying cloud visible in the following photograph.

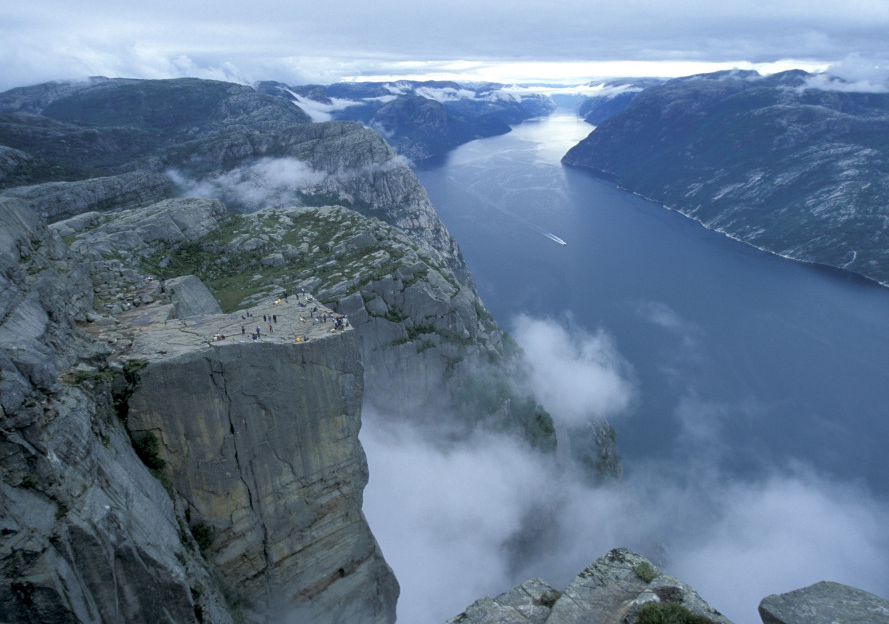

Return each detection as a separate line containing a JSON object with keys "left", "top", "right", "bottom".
{"left": 167, "top": 157, "right": 327, "bottom": 211}
{"left": 360, "top": 314, "right": 889, "bottom": 624}
{"left": 807, "top": 54, "right": 889, "bottom": 93}
{"left": 282, "top": 89, "right": 369, "bottom": 122}
{"left": 511, "top": 313, "right": 636, "bottom": 425}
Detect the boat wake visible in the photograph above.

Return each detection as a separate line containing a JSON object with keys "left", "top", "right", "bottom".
{"left": 449, "top": 174, "right": 567, "bottom": 246}
{"left": 544, "top": 232, "right": 567, "bottom": 245}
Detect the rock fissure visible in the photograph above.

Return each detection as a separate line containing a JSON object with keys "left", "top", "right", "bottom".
{"left": 211, "top": 349, "right": 276, "bottom": 597}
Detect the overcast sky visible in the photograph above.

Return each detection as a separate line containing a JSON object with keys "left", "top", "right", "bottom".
{"left": 1, "top": 0, "right": 888, "bottom": 91}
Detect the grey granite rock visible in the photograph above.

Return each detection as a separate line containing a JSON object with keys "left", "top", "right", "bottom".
{"left": 444, "top": 578, "right": 560, "bottom": 624}
{"left": 3, "top": 171, "right": 174, "bottom": 222}
{"left": 443, "top": 549, "right": 733, "bottom": 624}
{"left": 64, "top": 196, "right": 228, "bottom": 259}
{"left": 166, "top": 274, "right": 223, "bottom": 317}
{"left": 2, "top": 197, "right": 397, "bottom": 624}
{"left": 125, "top": 326, "right": 397, "bottom": 624}
{"left": 759, "top": 581, "right": 889, "bottom": 624}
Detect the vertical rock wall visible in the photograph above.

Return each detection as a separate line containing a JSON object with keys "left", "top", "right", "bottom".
{"left": 125, "top": 334, "right": 398, "bottom": 624}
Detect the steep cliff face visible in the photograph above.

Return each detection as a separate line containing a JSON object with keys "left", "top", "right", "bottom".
{"left": 124, "top": 326, "right": 397, "bottom": 624}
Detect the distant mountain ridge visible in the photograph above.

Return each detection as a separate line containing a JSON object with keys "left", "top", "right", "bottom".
{"left": 0, "top": 77, "right": 312, "bottom": 186}
{"left": 562, "top": 69, "right": 889, "bottom": 286}
{"left": 258, "top": 79, "right": 556, "bottom": 160}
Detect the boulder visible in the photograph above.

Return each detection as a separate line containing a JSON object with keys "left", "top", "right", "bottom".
{"left": 165, "top": 275, "right": 222, "bottom": 318}
{"left": 759, "top": 581, "right": 889, "bottom": 624}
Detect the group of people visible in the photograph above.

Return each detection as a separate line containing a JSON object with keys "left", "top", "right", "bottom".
{"left": 225, "top": 288, "right": 350, "bottom": 342}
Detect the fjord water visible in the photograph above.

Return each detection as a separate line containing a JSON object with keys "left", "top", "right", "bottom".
{"left": 362, "top": 111, "right": 889, "bottom": 624}
{"left": 414, "top": 112, "right": 889, "bottom": 495}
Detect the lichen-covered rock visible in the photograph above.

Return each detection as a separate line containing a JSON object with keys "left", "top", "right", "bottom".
{"left": 444, "top": 578, "right": 560, "bottom": 624}
{"left": 442, "top": 549, "right": 733, "bottom": 624}
{"left": 759, "top": 581, "right": 889, "bottom": 624}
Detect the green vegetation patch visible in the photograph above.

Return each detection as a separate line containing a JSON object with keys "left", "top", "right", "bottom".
{"left": 132, "top": 430, "right": 166, "bottom": 470}
{"left": 190, "top": 521, "right": 215, "bottom": 553}
{"left": 71, "top": 369, "right": 116, "bottom": 385}
{"left": 636, "top": 602, "right": 718, "bottom": 624}
{"left": 634, "top": 560, "right": 658, "bottom": 583}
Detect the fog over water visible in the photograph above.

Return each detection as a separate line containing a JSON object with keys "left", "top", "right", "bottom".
{"left": 361, "top": 112, "right": 889, "bottom": 624}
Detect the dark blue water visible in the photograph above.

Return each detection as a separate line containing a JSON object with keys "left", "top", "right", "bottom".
{"left": 414, "top": 112, "right": 889, "bottom": 494}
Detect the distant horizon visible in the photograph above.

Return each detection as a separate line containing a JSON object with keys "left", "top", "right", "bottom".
{"left": 4, "top": 0, "right": 887, "bottom": 93}
{"left": 0, "top": 58, "right": 836, "bottom": 95}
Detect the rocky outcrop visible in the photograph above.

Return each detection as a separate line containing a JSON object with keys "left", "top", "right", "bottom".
{"left": 64, "top": 200, "right": 559, "bottom": 449}
{"left": 1, "top": 197, "right": 398, "bottom": 623}
{"left": 445, "top": 548, "right": 732, "bottom": 624}
{"left": 56, "top": 197, "right": 229, "bottom": 260}
{"left": 759, "top": 581, "right": 889, "bottom": 624}
{"left": 165, "top": 275, "right": 223, "bottom": 317}
{"left": 2, "top": 171, "right": 174, "bottom": 222}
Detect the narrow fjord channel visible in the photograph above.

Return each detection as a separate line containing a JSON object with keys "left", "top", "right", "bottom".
{"left": 363, "top": 111, "right": 889, "bottom": 624}
{"left": 414, "top": 111, "right": 889, "bottom": 493}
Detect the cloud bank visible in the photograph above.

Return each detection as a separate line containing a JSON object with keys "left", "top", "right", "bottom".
{"left": 361, "top": 314, "right": 889, "bottom": 624}
{"left": 806, "top": 54, "right": 889, "bottom": 92}
{"left": 512, "top": 314, "right": 636, "bottom": 425}
{"left": 2, "top": 0, "right": 886, "bottom": 91}
{"left": 167, "top": 157, "right": 326, "bottom": 211}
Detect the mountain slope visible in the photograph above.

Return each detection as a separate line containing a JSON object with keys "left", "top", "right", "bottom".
{"left": 563, "top": 70, "right": 889, "bottom": 286}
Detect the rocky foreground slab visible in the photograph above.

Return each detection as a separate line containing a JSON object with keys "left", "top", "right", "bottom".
{"left": 759, "top": 581, "right": 889, "bottom": 624}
